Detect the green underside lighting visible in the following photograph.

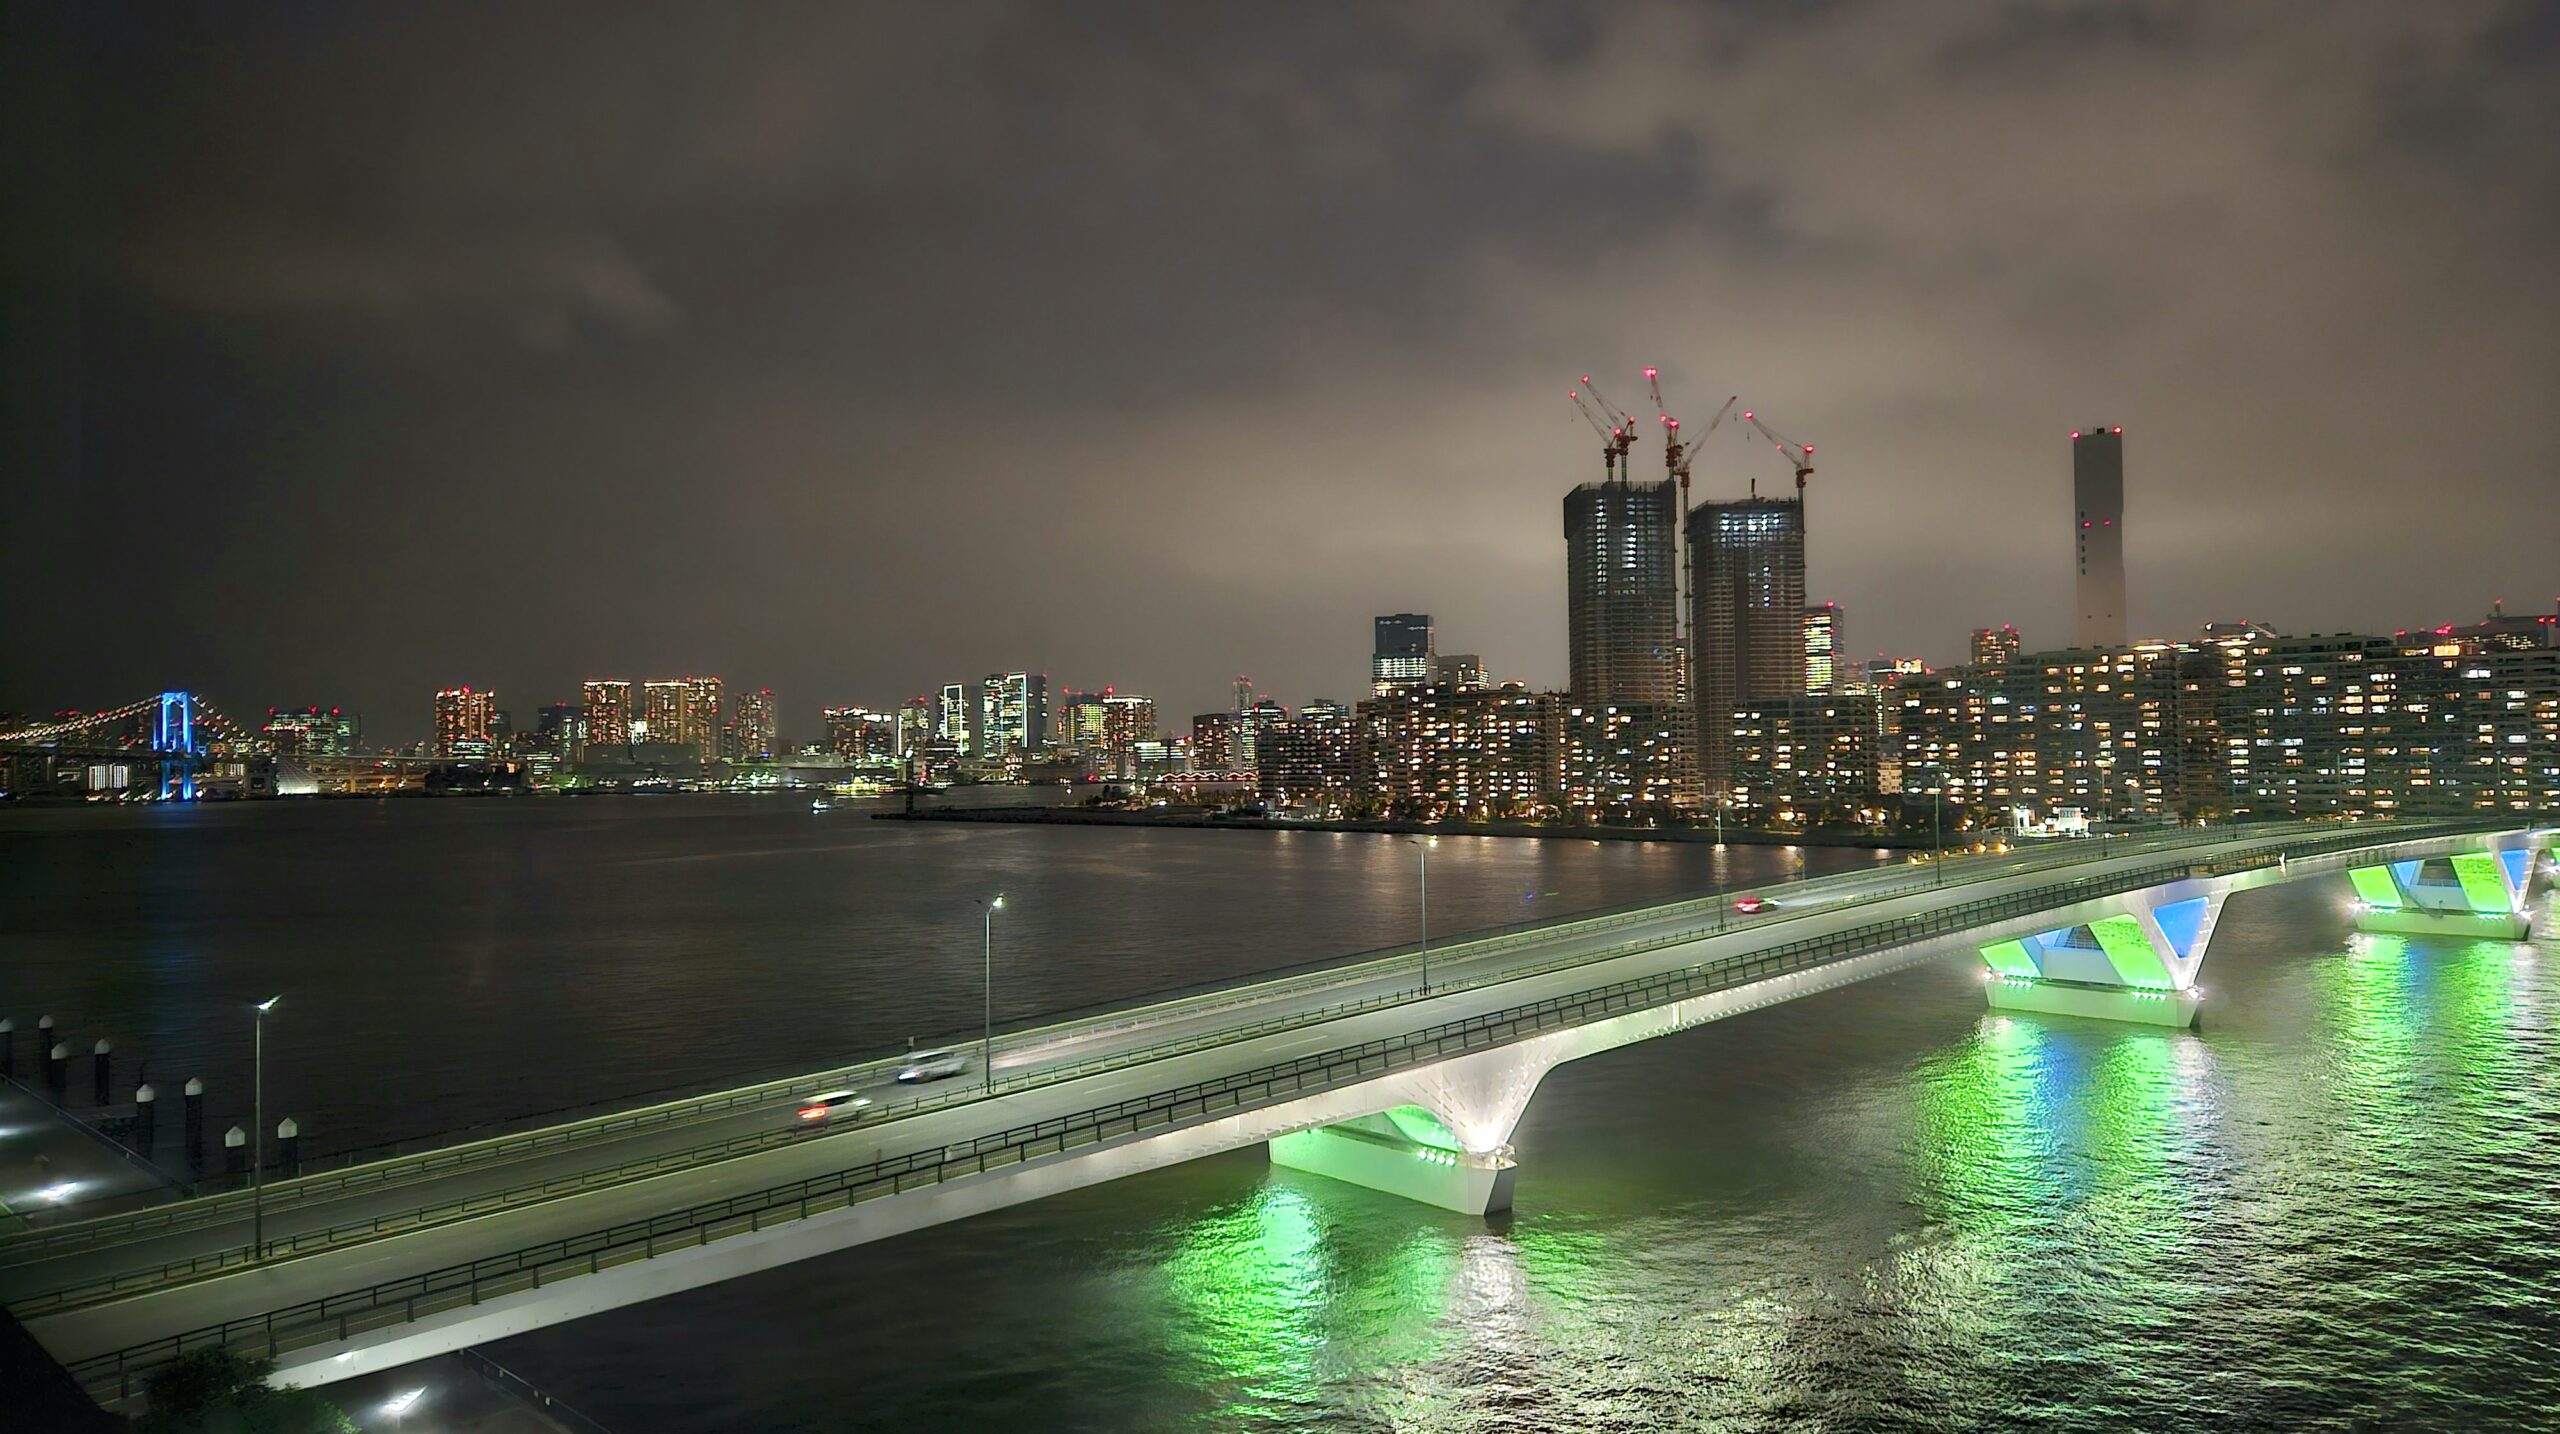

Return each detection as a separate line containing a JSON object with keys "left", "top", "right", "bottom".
{"left": 1979, "top": 939, "right": 2040, "bottom": 977}
{"left": 2449, "top": 852, "right": 2511, "bottom": 913}
{"left": 2091, "top": 914, "right": 2172, "bottom": 989}
{"left": 2347, "top": 865, "right": 2403, "bottom": 909}
{"left": 1383, "top": 1104, "right": 1463, "bottom": 1152}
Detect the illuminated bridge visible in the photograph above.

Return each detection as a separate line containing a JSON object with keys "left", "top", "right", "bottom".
{"left": 2, "top": 819, "right": 2543, "bottom": 1407}
{"left": 0, "top": 693, "right": 435, "bottom": 798}
{"left": 0, "top": 692, "right": 243, "bottom": 800}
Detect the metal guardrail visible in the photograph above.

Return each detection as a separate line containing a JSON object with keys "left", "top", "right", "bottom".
{"left": 0, "top": 822, "right": 2411, "bottom": 1309}
{"left": 0, "top": 824, "right": 2240, "bottom": 1267}
{"left": 61, "top": 820, "right": 2496, "bottom": 1401}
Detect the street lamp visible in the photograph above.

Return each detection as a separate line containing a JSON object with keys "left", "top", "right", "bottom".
{"left": 978, "top": 895, "right": 1005, "bottom": 1091}
{"left": 251, "top": 995, "right": 280, "bottom": 1259}
{"left": 1933, "top": 780, "right": 1946, "bottom": 887}
{"left": 1404, "top": 837, "right": 1436, "bottom": 995}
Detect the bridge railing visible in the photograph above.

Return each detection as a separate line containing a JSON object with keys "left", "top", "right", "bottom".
{"left": 0, "top": 821, "right": 2439, "bottom": 1302}
{"left": 60, "top": 820, "right": 2493, "bottom": 1402}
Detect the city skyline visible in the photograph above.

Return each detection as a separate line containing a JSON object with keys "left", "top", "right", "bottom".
{"left": 7, "top": 7, "right": 2556, "bottom": 736}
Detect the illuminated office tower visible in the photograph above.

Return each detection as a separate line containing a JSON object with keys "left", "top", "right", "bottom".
{"left": 2073, "top": 426, "right": 2127, "bottom": 647}
{"left": 433, "top": 686, "right": 497, "bottom": 758}
{"left": 1687, "top": 497, "right": 1807, "bottom": 796}
{"left": 974, "top": 672, "right": 1046, "bottom": 761}
{"left": 939, "top": 683, "right": 971, "bottom": 754}
{"left": 1371, "top": 613, "right": 1434, "bottom": 695}
{"left": 1564, "top": 476, "right": 1680, "bottom": 706}
{"left": 581, "top": 680, "right": 632, "bottom": 748}
{"left": 1801, "top": 602, "right": 1841, "bottom": 696}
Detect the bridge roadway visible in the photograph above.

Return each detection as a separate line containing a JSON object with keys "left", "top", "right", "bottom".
{"left": 2, "top": 821, "right": 2478, "bottom": 1401}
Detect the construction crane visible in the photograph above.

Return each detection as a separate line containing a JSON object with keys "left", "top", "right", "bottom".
{"left": 1568, "top": 386, "right": 1633, "bottom": 482}
{"left": 1739, "top": 407, "right": 1815, "bottom": 500}
{"left": 1580, "top": 375, "right": 1642, "bottom": 456}
{"left": 1643, "top": 369, "right": 1739, "bottom": 486}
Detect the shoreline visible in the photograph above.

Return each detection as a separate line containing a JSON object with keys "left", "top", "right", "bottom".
{"left": 871, "top": 803, "right": 1925, "bottom": 848}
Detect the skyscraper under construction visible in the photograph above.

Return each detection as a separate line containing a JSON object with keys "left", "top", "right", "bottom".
{"left": 1563, "top": 476, "right": 1681, "bottom": 707}
{"left": 1688, "top": 496, "right": 1807, "bottom": 796}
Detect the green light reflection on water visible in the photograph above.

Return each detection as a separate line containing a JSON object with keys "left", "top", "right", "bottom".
{"left": 1157, "top": 1180, "right": 1460, "bottom": 1426}
{"left": 2317, "top": 927, "right": 2531, "bottom": 1169}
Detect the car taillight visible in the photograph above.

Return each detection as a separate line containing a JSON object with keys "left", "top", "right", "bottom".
{"left": 799, "top": 1106, "right": 826, "bottom": 1120}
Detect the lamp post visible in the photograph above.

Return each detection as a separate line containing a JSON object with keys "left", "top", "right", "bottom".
{"left": 251, "top": 995, "right": 279, "bottom": 1258}
{"left": 978, "top": 895, "right": 1004, "bottom": 1091}
{"left": 1404, "top": 837, "right": 1435, "bottom": 995}
{"left": 1933, "top": 782, "right": 1945, "bottom": 887}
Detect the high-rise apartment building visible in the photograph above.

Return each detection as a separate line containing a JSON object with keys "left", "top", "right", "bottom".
{"left": 1971, "top": 625, "right": 2023, "bottom": 666}
{"left": 433, "top": 686, "right": 497, "bottom": 758}
{"left": 724, "top": 688, "right": 776, "bottom": 761}
{"left": 1258, "top": 698, "right": 1360, "bottom": 812}
{"left": 1372, "top": 613, "right": 1435, "bottom": 696}
{"left": 1359, "top": 684, "right": 1557, "bottom": 820}
{"left": 2073, "top": 426, "right": 2127, "bottom": 647}
{"left": 1801, "top": 602, "right": 1842, "bottom": 697}
{"left": 1688, "top": 497, "right": 1808, "bottom": 795}
{"left": 1727, "top": 694, "right": 1883, "bottom": 823}
{"left": 1557, "top": 702, "right": 1690, "bottom": 819}
{"left": 581, "top": 681, "right": 632, "bottom": 748}
{"left": 1191, "top": 711, "right": 1239, "bottom": 771}
{"left": 681, "top": 677, "right": 724, "bottom": 761}
{"left": 1564, "top": 477, "right": 1680, "bottom": 706}
{"left": 638, "top": 680, "right": 684, "bottom": 746}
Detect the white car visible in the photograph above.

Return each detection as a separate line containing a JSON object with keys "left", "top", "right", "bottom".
{"left": 795, "top": 1090, "right": 872, "bottom": 1123}
{"left": 896, "top": 1049, "right": 969, "bottom": 1083}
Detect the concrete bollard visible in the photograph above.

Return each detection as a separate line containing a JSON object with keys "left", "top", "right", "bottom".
{"left": 91, "top": 1039, "right": 112, "bottom": 1105}
{"left": 46, "top": 1042, "right": 69, "bottom": 1099}
{"left": 276, "top": 1118, "right": 300, "bottom": 1177}
{"left": 1, "top": 1017, "right": 14, "bottom": 1079}
{"left": 184, "top": 1078, "right": 206, "bottom": 1171}
{"left": 135, "top": 1082, "right": 159, "bottom": 1153}
{"left": 223, "top": 1125, "right": 248, "bottom": 1180}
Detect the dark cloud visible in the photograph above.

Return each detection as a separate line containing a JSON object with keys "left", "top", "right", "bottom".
{"left": 5, "top": 1, "right": 2555, "bottom": 741}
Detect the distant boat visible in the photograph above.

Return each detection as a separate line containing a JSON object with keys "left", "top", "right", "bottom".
{"left": 810, "top": 796, "right": 835, "bottom": 813}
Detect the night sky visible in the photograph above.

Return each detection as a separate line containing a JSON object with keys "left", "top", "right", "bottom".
{"left": 6, "top": 3, "right": 2556, "bottom": 743}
